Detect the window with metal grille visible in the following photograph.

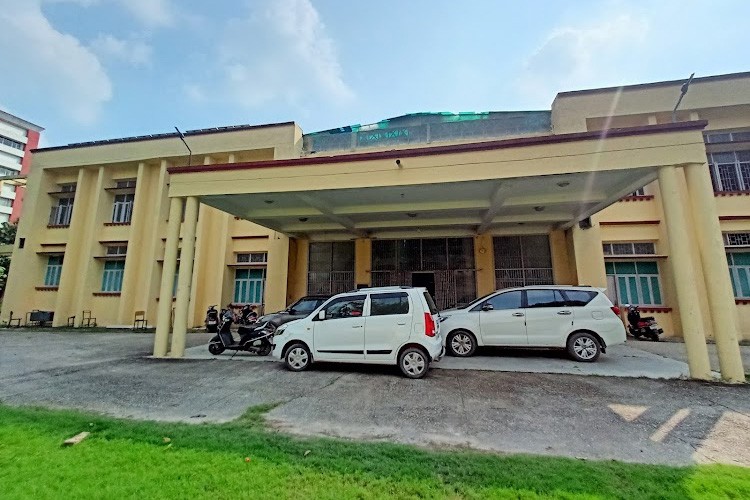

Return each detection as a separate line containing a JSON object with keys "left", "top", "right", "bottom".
{"left": 603, "top": 242, "right": 656, "bottom": 255}
{"left": 705, "top": 130, "right": 750, "bottom": 143}
{"left": 371, "top": 238, "right": 476, "bottom": 309}
{"left": 234, "top": 268, "right": 265, "bottom": 303}
{"left": 237, "top": 252, "right": 267, "bottom": 263}
{"left": 724, "top": 233, "right": 750, "bottom": 247}
{"left": 727, "top": 253, "right": 750, "bottom": 298}
{"left": 115, "top": 179, "right": 136, "bottom": 189}
{"left": 112, "top": 194, "right": 134, "bottom": 223}
{"left": 44, "top": 256, "right": 63, "bottom": 287}
{"left": 101, "top": 260, "right": 125, "bottom": 292}
{"left": 307, "top": 241, "right": 355, "bottom": 296}
{"left": 708, "top": 151, "right": 750, "bottom": 192}
{"left": 60, "top": 183, "right": 76, "bottom": 193}
{"left": 49, "top": 197, "right": 74, "bottom": 226}
{"left": 106, "top": 245, "right": 127, "bottom": 256}
{"left": 630, "top": 187, "right": 646, "bottom": 196}
{"left": 605, "top": 261, "right": 662, "bottom": 305}
{"left": 493, "top": 235, "right": 553, "bottom": 288}
{"left": 0, "top": 135, "right": 24, "bottom": 150}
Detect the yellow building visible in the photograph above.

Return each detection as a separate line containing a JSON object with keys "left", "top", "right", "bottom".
{"left": 2, "top": 71, "right": 749, "bottom": 382}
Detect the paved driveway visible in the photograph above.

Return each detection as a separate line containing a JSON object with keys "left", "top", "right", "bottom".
{"left": 1, "top": 331, "right": 748, "bottom": 467}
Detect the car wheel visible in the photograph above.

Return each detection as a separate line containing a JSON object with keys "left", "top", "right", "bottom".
{"left": 399, "top": 348, "right": 429, "bottom": 379}
{"left": 284, "top": 343, "right": 311, "bottom": 372}
{"left": 447, "top": 330, "right": 476, "bottom": 357}
{"left": 208, "top": 342, "right": 224, "bottom": 355}
{"left": 567, "top": 332, "right": 601, "bottom": 362}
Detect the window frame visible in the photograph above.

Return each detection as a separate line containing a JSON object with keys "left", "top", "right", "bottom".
{"left": 233, "top": 267, "right": 266, "bottom": 304}
{"left": 708, "top": 151, "right": 750, "bottom": 192}
{"left": 605, "top": 261, "right": 663, "bottom": 306}
{"left": 111, "top": 193, "right": 135, "bottom": 223}
{"left": 369, "top": 292, "right": 410, "bottom": 316}
{"left": 727, "top": 252, "right": 750, "bottom": 299}
{"left": 49, "top": 197, "right": 74, "bottom": 226}
{"left": 101, "top": 260, "right": 125, "bottom": 292}
{"left": 316, "top": 294, "right": 366, "bottom": 320}
{"left": 44, "top": 255, "right": 64, "bottom": 287}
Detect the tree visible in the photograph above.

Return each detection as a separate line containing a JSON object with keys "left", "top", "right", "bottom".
{"left": 0, "top": 221, "right": 17, "bottom": 245}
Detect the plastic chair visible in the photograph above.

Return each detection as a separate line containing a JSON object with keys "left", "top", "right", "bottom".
{"left": 133, "top": 310, "right": 147, "bottom": 330}
{"left": 80, "top": 310, "right": 97, "bottom": 328}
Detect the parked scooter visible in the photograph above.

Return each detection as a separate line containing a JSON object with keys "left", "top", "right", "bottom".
{"left": 205, "top": 305, "right": 220, "bottom": 333}
{"left": 237, "top": 304, "right": 258, "bottom": 326}
{"left": 626, "top": 304, "right": 663, "bottom": 341}
{"left": 208, "top": 308, "right": 273, "bottom": 356}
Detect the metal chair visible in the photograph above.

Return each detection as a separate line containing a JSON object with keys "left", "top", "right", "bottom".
{"left": 80, "top": 310, "right": 97, "bottom": 328}
{"left": 133, "top": 310, "right": 147, "bottom": 330}
{"left": 67, "top": 315, "right": 76, "bottom": 327}
{"left": 7, "top": 311, "right": 21, "bottom": 327}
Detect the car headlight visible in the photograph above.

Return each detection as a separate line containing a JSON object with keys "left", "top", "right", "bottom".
{"left": 274, "top": 324, "right": 287, "bottom": 336}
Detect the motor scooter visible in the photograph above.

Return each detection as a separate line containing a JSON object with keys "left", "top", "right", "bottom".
{"left": 208, "top": 309, "right": 273, "bottom": 356}
{"left": 626, "top": 304, "right": 663, "bottom": 341}
{"left": 205, "top": 305, "right": 219, "bottom": 333}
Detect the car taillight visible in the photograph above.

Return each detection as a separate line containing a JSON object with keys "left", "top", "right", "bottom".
{"left": 611, "top": 306, "right": 621, "bottom": 316}
{"left": 424, "top": 312, "right": 436, "bottom": 337}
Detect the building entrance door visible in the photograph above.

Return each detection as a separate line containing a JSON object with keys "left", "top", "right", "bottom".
{"left": 371, "top": 238, "right": 475, "bottom": 310}
{"left": 411, "top": 272, "right": 436, "bottom": 298}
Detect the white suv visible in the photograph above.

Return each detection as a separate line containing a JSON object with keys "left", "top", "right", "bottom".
{"left": 271, "top": 287, "right": 444, "bottom": 378}
{"left": 440, "top": 286, "right": 625, "bottom": 362}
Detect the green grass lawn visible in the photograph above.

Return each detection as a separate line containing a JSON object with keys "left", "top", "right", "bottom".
{"left": 0, "top": 404, "right": 748, "bottom": 499}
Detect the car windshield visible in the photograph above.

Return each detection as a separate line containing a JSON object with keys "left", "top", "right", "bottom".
{"left": 290, "top": 298, "right": 321, "bottom": 314}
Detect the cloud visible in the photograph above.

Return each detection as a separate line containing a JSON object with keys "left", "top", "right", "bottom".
{"left": 188, "top": 0, "right": 354, "bottom": 109}
{"left": 117, "top": 0, "right": 174, "bottom": 28}
{"left": 90, "top": 34, "right": 152, "bottom": 66}
{"left": 518, "top": 11, "right": 649, "bottom": 103}
{"left": 0, "top": 0, "right": 112, "bottom": 125}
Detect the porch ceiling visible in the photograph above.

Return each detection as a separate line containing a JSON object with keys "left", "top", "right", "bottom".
{"left": 201, "top": 168, "right": 655, "bottom": 239}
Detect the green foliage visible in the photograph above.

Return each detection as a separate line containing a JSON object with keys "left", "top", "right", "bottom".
{"left": 0, "top": 221, "right": 17, "bottom": 245}
{"left": 0, "top": 255, "right": 9, "bottom": 295}
{"left": 0, "top": 404, "right": 748, "bottom": 499}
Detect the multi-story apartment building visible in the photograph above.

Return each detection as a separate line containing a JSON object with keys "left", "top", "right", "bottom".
{"left": 0, "top": 110, "right": 43, "bottom": 223}
{"left": 2, "top": 71, "right": 748, "bottom": 381}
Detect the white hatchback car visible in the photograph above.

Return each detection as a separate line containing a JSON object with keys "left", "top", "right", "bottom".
{"left": 271, "top": 287, "right": 444, "bottom": 378}
{"left": 440, "top": 286, "right": 625, "bottom": 362}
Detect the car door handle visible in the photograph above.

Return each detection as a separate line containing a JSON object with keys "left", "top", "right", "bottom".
{"left": 557, "top": 310, "right": 572, "bottom": 315}
{"left": 512, "top": 312, "right": 524, "bottom": 317}
{"left": 352, "top": 325, "right": 363, "bottom": 328}
{"left": 397, "top": 322, "right": 407, "bottom": 326}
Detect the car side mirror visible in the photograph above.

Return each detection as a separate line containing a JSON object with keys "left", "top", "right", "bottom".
{"left": 288, "top": 308, "right": 296, "bottom": 315}
{"left": 317, "top": 310, "right": 326, "bottom": 321}
{"left": 481, "top": 303, "right": 494, "bottom": 311}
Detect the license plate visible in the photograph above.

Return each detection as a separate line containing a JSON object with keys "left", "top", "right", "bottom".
{"left": 207, "top": 320, "right": 217, "bottom": 325}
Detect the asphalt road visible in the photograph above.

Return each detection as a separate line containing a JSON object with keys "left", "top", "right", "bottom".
{"left": 1, "top": 331, "right": 748, "bottom": 467}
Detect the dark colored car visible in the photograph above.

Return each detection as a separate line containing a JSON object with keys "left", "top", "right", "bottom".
{"left": 258, "top": 295, "right": 330, "bottom": 328}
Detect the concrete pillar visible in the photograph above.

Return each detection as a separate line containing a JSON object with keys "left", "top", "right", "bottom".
{"left": 474, "top": 233, "right": 495, "bottom": 296}
{"left": 354, "top": 238, "right": 372, "bottom": 287}
{"left": 549, "top": 230, "right": 574, "bottom": 285}
{"left": 684, "top": 162, "right": 745, "bottom": 382}
{"left": 170, "top": 196, "right": 199, "bottom": 358}
{"left": 570, "top": 218, "right": 607, "bottom": 287}
{"left": 287, "top": 238, "right": 309, "bottom": 302}
{"left": 658, "top": 165, "right": 712, "bottom": 380}
{"left": 153, "top": 197, "right": 183, "bottom": 357}
{"left": 265, "top": 232, "right": 290, "bottom": 312}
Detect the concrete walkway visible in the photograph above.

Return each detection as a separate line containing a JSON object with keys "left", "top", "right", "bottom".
{"left": 184, "top": 341, "right": 698, "bottom": 379}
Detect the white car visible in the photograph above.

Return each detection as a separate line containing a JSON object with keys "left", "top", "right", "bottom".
{"left": 271, "top": 287, "right": 444, "bottom": 378}
{"left": 440, "top": 286, "right": 626, "bottom": 362}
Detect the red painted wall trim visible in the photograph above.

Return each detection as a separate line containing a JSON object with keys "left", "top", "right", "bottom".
{"left": 231, "top": 235, "right": 270, "bottom": 240}
{"left": 736, "top": 299, "right": 750, "bottom": 305}
{"left": 719, "top": 215, "right": 750, "bottom": 221}
{"left": 600, "top": 220, "right": 661, "bottom": 226}
{"left": 619, "top": 195, "right": 655, "bottom": 202}
{"left": 168, "top": 121, "right": 709, "bottom": 175}
{"left": 638, "top": 306, "right": 672, "bottom": 313}
{"left": 715, "top": 191, "right": 750, "bottom": 197}
{"left": 10, "top": 129, "right": 41, "bottom": 223}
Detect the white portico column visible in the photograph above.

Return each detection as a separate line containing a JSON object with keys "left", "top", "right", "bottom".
{"left": 658, "top": 165, "right": 712, "bottom": 380}
{"left": 153, "top": 197, "right": 183, "bottom": 357}
{"left": 684, "top": 162, "right": 745, "bottom": 382}
{"left": 170, "top": 196, "right": 199, "bottom": 358}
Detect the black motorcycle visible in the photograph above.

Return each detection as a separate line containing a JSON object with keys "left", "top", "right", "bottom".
{"left": 205, "top": 305, "right": 220, "bottom": 333}
{"left": 208, "top": 309, "right": 274, "bottom": 356}
{"left": 626, "top": 305, "right": 663, "bottom": 341}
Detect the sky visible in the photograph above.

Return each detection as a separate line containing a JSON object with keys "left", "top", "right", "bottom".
{"left": 0, "top": 0, "right": 748, "bottom": 147}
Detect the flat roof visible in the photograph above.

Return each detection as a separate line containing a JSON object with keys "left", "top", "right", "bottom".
{"left": 556, "top": 71, "right": 750, "bottom": 98}
{"left": 0, "top": 109, "right": 44, "bottom": 133}
{"left": 34, "top": 121, "right": 295, "bottom": 153}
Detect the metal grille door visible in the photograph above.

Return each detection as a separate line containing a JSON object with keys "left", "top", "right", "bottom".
{"left": 371, "top": 238, "right": 475, "bottom": 309}
{"left": 307, "top": 242, "right": 355, "bottom": 295}
{"left": 493, "top": 235, "right": 553, "bottom": 288}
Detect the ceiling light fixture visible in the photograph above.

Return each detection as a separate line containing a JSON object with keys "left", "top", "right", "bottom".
{"left": 264, "top": 200, "right": 274, "bottom": 204}
{"left": 298, "top": 217, "right": 308, "bottom": 222}
{"left": 556, "top": 181, "right": 570, "bottom": 187}
{"left": 406, "top": 212, "right": 418, "bottom": 218}
{"left": 534, "top": 206, "right": 545, "bottom": 212}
